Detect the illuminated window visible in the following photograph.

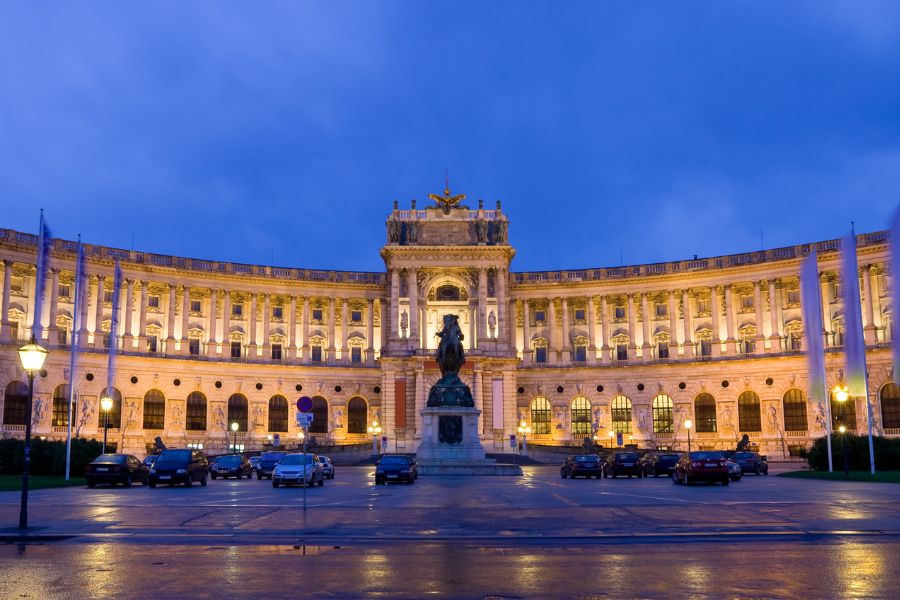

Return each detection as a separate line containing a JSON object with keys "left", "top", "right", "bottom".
{"left": 611, "top": 395, "right": 632, "bottom": 434}
{"left": 142, "top": 390, "right": 166, "bottom": 430}
{"left": 881, "top": 383, "right": 900, "bottom": 429}
{"left": 531, "top": 397, "right": 551, "bottom": 434}
{"left": 52, "top": 384, "right": 74, "bottom": 427}
{"left": 738, "top": 391, "right": 761, "bottom": 432}
{"left": 694, "top": 393, "right": 717, "bottom": 432}
{"left": 571, "top": 397, "right": 592, "bottom": 436}
{"left": 652, "top": 394, "right": 673, "bottom": 433}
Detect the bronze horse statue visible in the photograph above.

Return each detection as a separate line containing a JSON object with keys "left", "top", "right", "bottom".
{"left": 435, "top": 314, "right": 465, "bottom": 376}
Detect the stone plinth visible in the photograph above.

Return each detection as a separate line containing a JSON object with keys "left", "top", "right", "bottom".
{"left": 416, "top": 406, "right": 522, "bottom": 476}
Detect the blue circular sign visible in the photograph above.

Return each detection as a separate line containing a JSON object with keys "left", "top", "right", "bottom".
{"left": 297, "top": 396, "right": 313, "bottom": 412}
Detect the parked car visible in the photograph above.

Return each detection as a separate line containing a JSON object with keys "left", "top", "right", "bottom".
{"left": 374, "top": 455, "right": 417, "bottom": 484}
{"left": 673, "top": 451, "right": 730, "bottom": 485}
{"left": 602, "top": 452, "right": 643, "bottom": 478}
{"left": 148, "top": 448, "right": 208, "bottom": 487}
{"left": 142, "top": 455, "right": 159, "bottom": 469}
{"left": 210, "top": 454, "right": 253, "bottom": 480}
{"left": 249, "top": 456, "right": 261, "bottom": 472}
{"left": 318, "top": 455, "right": 335, "bottom": 479}
{"left": 640, "top": 452, "right": 681, "bottom": 477}
{"left": 731, "top": 451, "right": 769, "bottom": 475}
{"left": 272, "top": 453, "right": 324, "bottom": 488}
{"left": 726, "top": 459, "right": 743, "bottom": 481}
{"left": 85, "top": 454, "right": 149, "bottom": 487}
{"left": 256, "top": 451, "right": 287, "bottom": 480}
{"left": 561, "top": 455, "right": 602, "bottom": 479}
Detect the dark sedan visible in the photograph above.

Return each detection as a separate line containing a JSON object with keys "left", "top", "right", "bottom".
{"left": 256, "top": 451, "right": 287, "bottom": 480}
{"left": 375, "top": 455, "right": 417, "bottom": 484}
{"left": 603, "top": 452, "right": 643, "bottom": 478}
{"left": 85, "top": 454, "right": 149, "bottom": 487}
{"left": 561, "top": 455, "right": 603, "bottom": 479}
{"left": 210, "top": 454, "right": 253, "bottom": 480}
{"left": 673, "top": 451, "right": 730, "bottom": 485}
{"left": 731, "top": 451, "right": 769, "bottom": 475}
{"left": 641, "top": 453, "right": 681, "bottom": 477}
{"left": 148, "top": 448, "right": 208, "bottom": 487}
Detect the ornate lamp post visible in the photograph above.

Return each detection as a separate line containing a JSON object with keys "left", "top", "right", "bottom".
{"left": 684, "top": 419, "right": 693, "bottom": 454}
{"left": 297, "top": 430, "right": 305, "bottom": 449}
{"left": 367, "top": 419, "right": 382, "bottom": 455}
{"left": 231, "top": 421, "right": 239, "bottom": 453}
{"left": 517, "top": 420, "right": 532, "bottom": 456}
{"left": 17, "top": 338, "right": 48, "bottom": 530}
{"left": 100, "top": 396, "right": 113, "bottom": 453}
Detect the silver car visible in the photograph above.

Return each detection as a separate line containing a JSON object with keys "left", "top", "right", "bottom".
{"left": 318, "top": 455, "right": 335, "bottom": 479}
{"left": 272, "top": 453, "right": 325, "bottom": 488}
{"left": 726, "top": 459, "right": 743, "bottom": 481}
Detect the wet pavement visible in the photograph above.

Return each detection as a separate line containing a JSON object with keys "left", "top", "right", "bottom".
{"left": 0, "top": 466, "right": 898, "bottom": 598}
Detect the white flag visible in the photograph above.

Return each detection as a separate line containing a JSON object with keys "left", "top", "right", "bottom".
{"left": 800, "top": 248, "right": 825, "bottom": 405}
{"left": 891, "top": 206, "right": 900, "bottom": 377}
{"left": 841, "top": 230, "right": 867, "bottom": 397}
{"left": 30, "top": 212, "right": 52, "bottom": 341}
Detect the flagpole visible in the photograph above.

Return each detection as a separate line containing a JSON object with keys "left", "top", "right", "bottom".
{"left": 65, "top": 236, "right": 84, "bottom": 480}
{"left": 105, "top": 261, "right": 122, "bottom": 451}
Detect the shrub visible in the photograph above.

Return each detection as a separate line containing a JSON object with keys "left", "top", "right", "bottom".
{"left": 0, "top": 437, "right": 107, "bottom": 476}
{"left": 807, "top": 434, "right": 900, "bottom": 471}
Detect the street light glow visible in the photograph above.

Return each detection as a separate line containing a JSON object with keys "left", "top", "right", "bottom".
{"left": 100, "top": 397, "right": 113, "bottom": 412}
{"left": 838, "top": 425, "right": 847, "bottom": 433}
{"left": 684, "top": 419, "right": 693, "bottom": 430}
{"left": 231, "top": 421, "right": 239, "bottom": 432}
{"left": 18, "top": 341, "right": 48, "bottom": 373}
{"left": 833, "top": 385, "right": 850, "bottom": 403}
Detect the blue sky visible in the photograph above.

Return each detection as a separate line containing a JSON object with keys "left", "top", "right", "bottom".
{"left": 2, "top": 2, "right": 900, "bottom": 272}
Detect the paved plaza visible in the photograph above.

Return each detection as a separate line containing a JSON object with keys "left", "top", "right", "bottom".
{"left": 0, "top": 466, "right": 898, "bottom": 598}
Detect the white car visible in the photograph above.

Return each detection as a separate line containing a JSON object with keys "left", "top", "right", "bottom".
{"left": 318, "top": 455, "right": 335, "bottom": 479}
{"left": 272, "top": 453, "right": 325, "bottom": 488}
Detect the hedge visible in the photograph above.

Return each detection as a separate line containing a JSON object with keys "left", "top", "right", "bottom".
{"left": 806, "top": 434, "right": 900, "bottom": 471}
{"left": 0, "top": 437, "right": 109, "bottom": 476}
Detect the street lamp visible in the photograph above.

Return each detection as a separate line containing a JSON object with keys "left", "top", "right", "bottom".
{"left": 231, "top": 421, "right": 239, "bottom": 453}
{"left": 517, "top": 420, "right": 532, "bottom": 456}
{"left": 608, "top": 429, "right": 616, "bottom": 448}
{"left": 684, "top": 419, "right": 693, "bottom": 454}
{"left": 838, "top": 424, "right": 849, "bottom": 478}
{"left": 833, "top": 384, "right": 850, "bottom": 403}
{"left": 367, "top": 419, "right": 382, "bottom": 455}
{"left": 100, "top": 396, "right": 113, "bottom": 453}
{"left": 17, "top": 338, "right": 48, "bottom": 530}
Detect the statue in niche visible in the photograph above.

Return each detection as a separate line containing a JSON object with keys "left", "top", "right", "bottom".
{"left": 476, "top": 220, "right": 488, "bottom": 243}
{"left": 488, "top": 310, "right": 497, "bottom": 338}
{"left": 407, "top": 221, "right": 418, "bottom": 244}
{"left": 496, "top": 220, "right": 508, "bottom": 243}
{"left": 400, "top": 310, "right": 408, "bottom": 338}
{"left": 32, "top": 399, "right": 46, "bottom": 428}
{"left": 171, "top": 403, "right": 183, "bottom": 428}
{"left": 253, "top": 405, "right": 264, "bottom": 429}
{"left": 388, "top": 219, "right": 400, "bottom": 243}
{"left": 214, "top": 404, "right": 225, "bottom": 430}
{"left": 333, "top": 408, "right": 344, "bottom": 430}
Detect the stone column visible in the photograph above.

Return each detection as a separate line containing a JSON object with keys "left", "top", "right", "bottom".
{"left": 863, "top": 265, "right": 877, "bottom": 345}
{"left": 407, "top": 268, "right": 419, "bottom": 349}
{"left": 414, "top": 364, "right": 426, "bottom": 439}
{"left": 820, "top": 273, "right": 832, "bottom": 347}
{"left": 473, "top": 367, "right": 484, "bottom": 435}
{"left": 668, "top": 290, "right": 678, "bottom": 354}
{"left": 522, "top": 300, "right": 531, "bottom": 365}
{"left": 548, "top": 298, "right": 558, "bottom": 364}
{"left": 288, "top": 295, "right": 297, "bottom": 359}
{"left": 587, "top": 295, "right": 597, "bottom": 364}
{"left": 222, "top": 291, "right": 231, "bottom": 352}
{"left": 366, "top": 298, "right": 375, "bottom": 365}
{"left": 0, "top": 260, "right": 11, "bottom": 342}
{"left": 509, "top": 298, "right": 517, "bottom": 350}
{"left": 724, "top": 284, "right": 736, "bottom": 354}
{"left": 301, "top": 296, "right": 310, "bottom": 362}
{"left": 600, "top": 295, "right": 611, "bottom": 362}
{"left": 754, "top": 281, "right": 765, "bottom": 350}
{"left": 478, "top": 268, "right": 488, "bottom": 346}
{"left": 262, "top": 294, "right": 271, "bottom": 356}
{"left": 94, "top": 275, "right": 106, "bottom": 348}
{"left": 710, "top": 286, "right": 721, "bottom": 357}
{"left": 137, "top": 280, "right": 148, "bottom": 348}
{"left": 497, "top": 268, "right": 508, "bottom": 345}
{"left": 248, "top": 292, "right": 258, "bottom": 357}
{"left": 768, "top": 279, "right": 781, "bottom": 353}
{"left": 327, "top": 297, "right": 336, "bottom": 363}
{"left": 166, "top": 283, "right": 176, "bottom": 349}
{"left": 627, "top": 294, "right": 637, "bottom": 358}
{"left": 641, "top": 292, "right": 651, "bottom": 361}
{"left": 390, "top": 269, "right": 400, "bottom": 340}
{"left": 47, "top": 268, "right": 60, "bottom": 341}
{"left": 561, "top": 297, "right": 571, "bottom": 362}
{"left": 181, "top": 285, "right": 190, "bottom": 354}
{"left": 469, "top": 303, "right": 477, "bottom": 346}
{"left": 123, "top": 279, "right": 135, "bottom": 347}
{"left": 379, "top": 298, "right": 388, "bottom": 355}
{"left": 207, "top": 289, "right": 218, "bottom": 357}
{"left": 682, "top": 289, "right": 694, "bottom": 358}
{"left": 341, "top": 298, "right": 349, "bottom": 362}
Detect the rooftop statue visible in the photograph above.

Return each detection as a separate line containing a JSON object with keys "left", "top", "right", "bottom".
{"left": 428, "top": 171, "right": 467, "bottom": 214}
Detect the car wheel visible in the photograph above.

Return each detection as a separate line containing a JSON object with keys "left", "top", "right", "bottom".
{"left": 755, "top": 467, "right": 760, "bottom": 476}
{"left": 722, "top": 478, "right": 730, "bottom": 486}
{"left": 237, "top": 473, "right": 242, "bottom": 480}
{"left": 257, "top": 472, "right": 262, "bottom": 480}
{"left": 149, "top": 482, "right": 156, "bottom": 489}
{"left": 318, "top": 475, "right": 325, "bottom": 487}
{"left": 201, "top": 475, "right": 207, "bottom": 486}
{"left": 87, "top": 480, "right": 96, "bottom": 488}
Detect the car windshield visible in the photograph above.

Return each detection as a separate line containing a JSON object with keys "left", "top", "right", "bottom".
{"left": 280, "top": 454, "right": 314, "bottom": 465}
{"left": 318, "top": 457, "right": 328, "bottom": 463}
{"left": 575, "top": 456, "right": 598, "bottom": 462}
{"left": 218, "top": 456, "right": 240, "bottom": 465}
{"left": 261, "top": 452, "right": 286, "bottom": 461}
{"left": 93, "top": 454, "right": 126, "bottom": 464}
{"left": 379, "top": 456, "right": 409, "bottom": 465}
{"left": 615, "top": 453, "right": 637, "bottom": 460}
{"left": 158, "top": 450, "right": 191, "bottom": 462}
{"left": 691, "top": 452, "right": 724, "bottom": 460}
{"left": 734, "top": 452, "right": 755, "bottom": 459}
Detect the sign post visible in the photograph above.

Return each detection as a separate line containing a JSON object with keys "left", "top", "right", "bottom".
{"left": 296, "top": 396, "right": 313, "bottom": 513}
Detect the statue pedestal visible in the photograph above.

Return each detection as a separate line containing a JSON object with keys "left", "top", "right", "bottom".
{"left": 416, "top": 406, "right": 522, "bottom": 476}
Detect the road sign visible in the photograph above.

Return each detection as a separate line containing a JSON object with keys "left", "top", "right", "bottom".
{"left": 297, "top": 396, "right": 313, "bottom": 412}
{"left": 616, "top": 432, "right": 623, "bottom": 447}
{"left": 273, "top": 433, "right": 280, "bottom": 447}
{"left": 509, "top": 434, "right": 516, "bottom": 449}
{"left": 296, "top": 412, "right": 314, "bottom": 427}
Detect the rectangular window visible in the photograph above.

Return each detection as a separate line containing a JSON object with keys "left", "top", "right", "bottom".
{"left": 59, "top": 284, "right": 71, "bottom": 298}
{"left": 658, "top": 343, "right": 669, "bottom": 359}
{"left": 655, "top": 303, "right": 667, "bottom": 317}
{"left": 104, "top": 290, "right": 113, "bottom": 303}
{"left": 790, "top": 334, "right": 801, "bottom": 351}
{"left": 190, "top": 300, "right": 201, "bottom": 313}
{"left": 697, "top": 299, "right": 710, "bottom": 314}
{"left": 57, "top": 329, "right": 68, "bottom": 346}
{"left": 147, "top": 335, "right": 158, "bottom": 353}
{"left": 614, "top": 306, "right": 626, "bottom": 319}
{"left": 231, "top": 341, "right": 242, "bottom": 358}
{"left": 273, "top": 306, "right": 283, "bottom": 319}
{"left": 574, "top": 309, "right": 585, "bottom": 322}
{"left": 148, "top": 295, "right": 160, "bottom": 308}
{"left": 351, "top": 310, "right": 363, "bottom": 323}
{"left": 534, "top": 310, "right": 546, "bottom": 323}
{"left": 535, "top": 347, "right": 547, "bottom": 363}
{"left": 574, "top": 346, "right": 586, "bottom": 362}
{"left": 312, "top": 308, "right": 323, "bottom": 322}
{"left": 232, "top": 303, "right": 243, "bottom": 316}
{"left": 11, "top": 276, "right": 24, "bottom": 292}
{"left": 616, "top": 344, "right": 628, "bottom": 361}
{"left": 787, "top": 290, "right": 800, "bottom": 304}
{"left": 271, "top": 343, "right": 282, "bottom": 360}
{"left": 10, "top": 322, "right": 18, "bottom": 341}
{"left": 189, "top": 338, "right": 200, "bottom": 356}
{"left": 741, "top": 295, "right": 753, "bottom": 310}
{"left": 102, "top": 334, "right": 111, "bottom": 349}
{"left": 700, "top": 339, "right": 712, "bottom": 357}
{"left": 311, "top": 345, "right": 323, "bottom": 362}
{"left": 351, "top": 347, "right": 362, "bottom": 363}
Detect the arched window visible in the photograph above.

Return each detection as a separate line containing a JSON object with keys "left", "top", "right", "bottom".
{"left": 186, "top": 391, "right": 207, "bottom": 431}
{"left": 530, "top": 397, "right": 551, "bottom": 434}
{"left": 268, "top": 395, "right": 288, "bottom": 433}
{"left": 881, "top": 383, "right": 900, "bottom": 429}
{"left": 611, "top": 395, "right": 632, "bottom": 434}
{"left": 694, "top": 393, "right": 717, "bottom": 433}
{"left": 97, "top": 387, "right": 122, "bottom": 429}
{"left": 227, "top": 393, "right": 248, "bottom": 432}
{"left": 52, "top": 384, "right": 74, "bottom": 427}
{"left": 309, "top": 396, "right": 328, "bottom": 434}
{"left": 782, "top": 389, "right": 808, "bottom": 432}
{"left": 142, "top": 389, "right": 166, "bottom": 430}
{"left": 738, "top": 391, "right": 761, "bottom": 433}
{"left": 347, "top": 397, "right": 367, "bottom": 434}
{"left": 3, "top": 381, "right": 29, "bottom": 425}
{"left": 652, "top": 394, "right": 674, "bottom": 433}
{"left": 571, "top": 397, "right": 592, "bottom": 436}
{"left": 831, "top": 389, "right": 857, "bottom": 431}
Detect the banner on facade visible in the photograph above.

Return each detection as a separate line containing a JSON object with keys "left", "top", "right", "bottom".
{"left": 394, "top": 378, "right": 406, "bottom": 429}
{"left": 492, "top": 378, "right": 504, "bottom": 430}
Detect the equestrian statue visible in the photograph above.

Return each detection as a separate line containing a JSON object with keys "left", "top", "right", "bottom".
{"left": 427, "top": 314, "right": 475, "bottom": 407}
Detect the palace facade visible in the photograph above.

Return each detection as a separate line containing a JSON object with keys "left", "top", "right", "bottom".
{"left": 0, "top": 192, "right": 897, "bottom": 457}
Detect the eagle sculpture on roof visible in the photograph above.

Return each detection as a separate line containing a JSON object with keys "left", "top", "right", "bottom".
{"left": 429, "top": 171, "right": 466, "bottom": 214}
